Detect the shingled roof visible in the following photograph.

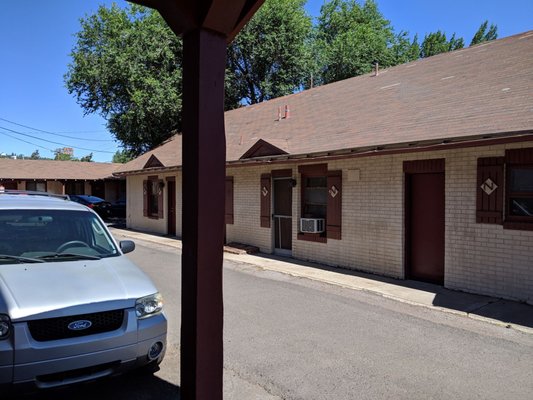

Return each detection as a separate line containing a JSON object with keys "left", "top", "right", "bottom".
{"left": 0, "top": 158, "right": 121, "bottom": 180}
{"left": 116, "top": 31, "right": 533, "bottom": 175}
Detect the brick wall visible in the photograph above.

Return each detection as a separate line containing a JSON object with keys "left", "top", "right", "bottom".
{"left": 226, "top": 166, "right": 273, "bottom": 253}
{"left": 127, "top": 172, "right": 180, "bottom": 235}
{"left": 226, "top": 141, "right": 533, "bottom": 302}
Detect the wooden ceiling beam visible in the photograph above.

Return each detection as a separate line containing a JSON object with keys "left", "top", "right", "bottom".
{"left": 128, "top": 0, "right": 265, "bottom": 42}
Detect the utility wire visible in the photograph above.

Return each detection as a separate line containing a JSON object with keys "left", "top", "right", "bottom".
{"left": 0, "top": 130, "right": 56, "bottom": 153}
{"left": 0, "top": 117, "right": 115, "bottom": 142}
{"left": 0, "top": 125, "right": 115, "bottom": 154}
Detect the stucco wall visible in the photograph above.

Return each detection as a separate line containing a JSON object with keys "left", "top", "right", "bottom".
{"left": 127, "top": 172, "right": 181, "bottom": 236}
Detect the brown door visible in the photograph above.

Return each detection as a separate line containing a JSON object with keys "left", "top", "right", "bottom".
{"left": 167, "top": 180, "right": 176, "bottom": 236}
{"left": 273, "top": 178, "right": 292, "bottom": 255}
{"left": 406, "top": 172, "right": 445, "bottom": 284}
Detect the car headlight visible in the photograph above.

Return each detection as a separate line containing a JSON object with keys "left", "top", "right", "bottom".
{"left": 135, "top": 293, "right": 163, "bottom": 319}
{"left": 0, "top": 315, "right": 11, "bottom": 339}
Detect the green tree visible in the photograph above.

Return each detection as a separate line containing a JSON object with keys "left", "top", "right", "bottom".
{"left": 112, "top": 149, "right": 133, "bottom": 163}
{"left": 420, "top": 30, "right": 464, "bottom": 58}
{"left": 30, "top": 149, "right": 40, "bottom": 159}
{"left": 470, "top": 20, "right": 497, "bottom": 46}
{"left": 227, "top": 0, "right": 313, "bottom": 104}
{"left": 313, "top": 0, "right": 417, "bottom": 85}
{"left": 65, "top": 4, "right": 183, "bottom": 156}
{"left": 54, "top": 152, "right": 74, "bottom": 161}
{"left": 80, "top": 153, "right": 93, "bottom": 162}
{"left": 66, "top": 1, "right": 314, "bottom": 154}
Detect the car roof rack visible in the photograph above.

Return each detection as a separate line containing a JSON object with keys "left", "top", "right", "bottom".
{"left": 0, "top": 189, "right": 70, "bottom": 200}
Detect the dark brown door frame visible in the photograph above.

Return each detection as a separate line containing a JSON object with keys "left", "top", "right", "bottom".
{"left": 404, "top": 159, "right": 445, "bottom": 285}
{"left": 167, "top": 177, "right": 176, "bottom": 236}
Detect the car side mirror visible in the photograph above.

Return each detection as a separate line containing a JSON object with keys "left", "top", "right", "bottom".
{"left": 119, "top": 240, "right": 135, "bottom": 254}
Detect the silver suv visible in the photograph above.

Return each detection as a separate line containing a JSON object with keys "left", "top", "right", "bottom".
{"left": 0, "top": 191, "right": 167, "bottom": 392}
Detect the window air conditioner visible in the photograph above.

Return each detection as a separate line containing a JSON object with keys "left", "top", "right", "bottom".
{"left": 300, "top": 218, "right": 325, "bottom": 233}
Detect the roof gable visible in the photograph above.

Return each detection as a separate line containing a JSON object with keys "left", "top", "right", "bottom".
{"left": 240, "top": 139, "right": 288, "bottom": 159}
{"left": 143, "top": 154, "right": 164, "bottom": 169}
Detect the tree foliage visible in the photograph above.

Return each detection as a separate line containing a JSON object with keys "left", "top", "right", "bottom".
{"left": 66, "top": 1, "right": 313, "bottom": 153}
{"left": 65, "top": 5, "right": 183, "bottom": 156}
{"left": 112, "top": 150, "right": 133, "bottom": 164}
{"left": 79, "top": 153, "right": 93, "bottom": 162}
{"left": 420, "top": 30, "right": 464, "bottom": 58}
{"left": 470, "top": 20, "right": 498, "bottom": 46}
{"left": 227, "top": 0, "right": 313, "bottom": 104}
{"left": 313, "top": 0, "right": 418, "bottom": 85}
{"left": 54, "top": 152, "right": 73, "bottom": 161}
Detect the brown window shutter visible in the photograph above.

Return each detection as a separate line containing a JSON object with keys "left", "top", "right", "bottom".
{"left": 476, "top": 157, "right": 504, "bottom": 224}
{"left": 143, "top": 180, "right": 148, "bottom": 217}
{"left": 260, "top": 173, "right": 271, "bottom": 228}
{"left": 225, "top": 177, "right": 234, "bottom": 225}
{"left": 157, "top": 180, "right": 164, "bottom": 219}
{"left": 327, "top": 170, "right": 342, "bottom": 239}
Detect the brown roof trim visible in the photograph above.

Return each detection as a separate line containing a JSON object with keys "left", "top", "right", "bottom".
{"left": 113, "top": 130, "right": 533, "bottom": 176}
{"left": 226, "top": 130, "right": 533, "bottom": 169}
{"left": 114, "top": 166, "right": 181, "bottom": 177}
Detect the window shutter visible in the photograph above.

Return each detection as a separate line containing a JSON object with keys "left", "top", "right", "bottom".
{"left": 225, "top": 177, "right": 234, "bottom": 224}
{"left": 157, "top": 179, "right": 164, "bottom": 219}
{"left": 327, "top": 170, "right": 342, "bottom": 239}
{"left": 476, "top": 157, "right": 504, "bottom": 224}
{"left": 143, "top": 180, "right": 148, "bottom": 217}
{"left": 260, "top": 173, "right": 271, "bottom": 228}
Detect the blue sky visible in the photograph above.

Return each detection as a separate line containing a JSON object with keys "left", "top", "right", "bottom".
{"left": 1, "top": 0, "right": 532, "bottom": 162}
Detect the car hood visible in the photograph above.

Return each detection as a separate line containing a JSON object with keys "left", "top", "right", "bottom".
{"left": 0, "top": 256, "right": 158, "bottom": 321}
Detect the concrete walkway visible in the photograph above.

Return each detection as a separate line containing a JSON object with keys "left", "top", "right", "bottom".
{"left": 109, "top": 226, "right": 533, "bottom": 335}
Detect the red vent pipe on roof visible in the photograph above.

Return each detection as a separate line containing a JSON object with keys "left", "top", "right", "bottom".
{"left": 284, "top": 105, "right": 290, "bottom": 119}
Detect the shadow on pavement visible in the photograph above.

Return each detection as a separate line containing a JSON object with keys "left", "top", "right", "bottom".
{"left": 9, "top": 371, "right": 180, "bottom": 400}
{"left": 253, "top": 253, "right": 533, "bottom": 330}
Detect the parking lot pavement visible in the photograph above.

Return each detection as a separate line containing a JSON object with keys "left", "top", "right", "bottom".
{"left": 109, "top": 226, "right": 533, "bottom": 334}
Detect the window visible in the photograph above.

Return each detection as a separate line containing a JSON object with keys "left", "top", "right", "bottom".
{"left": 507, "top": 167, "right": 533, "bottom": 220}
{"left": 504, "top": 148, "right": 533, "bottom": 229}
{"left": 302, "top": 176, "right": 327, "bottom": 218}
{"left": 143, "top": 176, "right": 163, "bottom": 219}
{"left": 298, "top": 164, "right": 342, "bottom": 242}
{"left": 26, "top": 181, "right": 46, "bottom": 192}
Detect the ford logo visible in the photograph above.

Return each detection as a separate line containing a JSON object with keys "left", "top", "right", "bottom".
{"left": 67, "top": 320, "right": 93, "bottom": 331}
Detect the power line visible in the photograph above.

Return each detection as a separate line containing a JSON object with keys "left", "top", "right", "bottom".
{"left": 0, "top": 130, "right": 56, "bottom": 153}
{"left": 0, "top": 125, "right": 116, "bottom": 154}
{"left": 0, "top": 117, "right": 115, "bottom": 142}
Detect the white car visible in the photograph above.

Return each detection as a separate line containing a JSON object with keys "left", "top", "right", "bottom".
{"left": 0, "top": 190, "right": 167, "bottom": 393}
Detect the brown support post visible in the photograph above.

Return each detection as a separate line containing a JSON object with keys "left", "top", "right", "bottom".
{"left": 181, "top": 28, "right": 226, "bottom": 400}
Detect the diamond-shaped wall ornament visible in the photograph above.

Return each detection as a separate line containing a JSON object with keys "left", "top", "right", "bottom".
{"left": 262, "top": 186, "right": 269, "bottom": 197}
{"left": 481, "top": 178, "right": 498, "bottom": 196}
{"left": 329, "top": 185, "right": 339, "bottom": 198}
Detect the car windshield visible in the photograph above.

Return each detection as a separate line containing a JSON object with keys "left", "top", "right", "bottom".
{"left": 0, "top": 209, "right": 119, "bottom": 264}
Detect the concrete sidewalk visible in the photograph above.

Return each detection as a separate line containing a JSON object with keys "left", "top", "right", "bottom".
{"left": 109, "top": 226, "right": 533, "bottom": 335}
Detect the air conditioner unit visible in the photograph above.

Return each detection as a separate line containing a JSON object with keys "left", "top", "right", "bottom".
{"left": 300, "top": 218, "right": 325, "bottom": 233}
